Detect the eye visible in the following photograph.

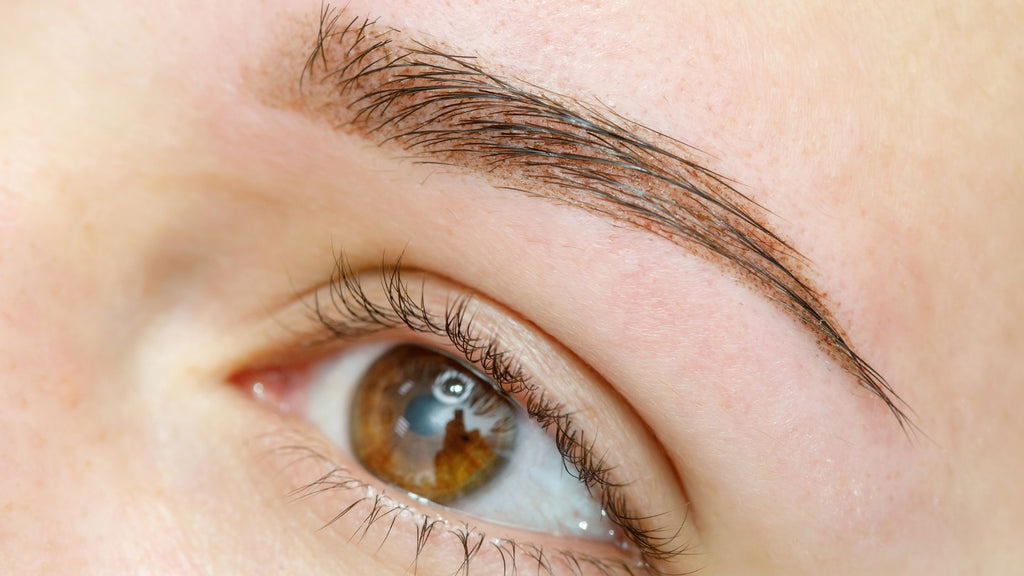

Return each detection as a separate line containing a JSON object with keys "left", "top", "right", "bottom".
{"left": 232, "top": 257, "right": 692, "bottom": 575}
{"left": 306, "top": 340, "right": 618, "bottom": 538}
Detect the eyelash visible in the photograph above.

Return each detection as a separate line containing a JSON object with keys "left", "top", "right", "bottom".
{"left": 278, "top": 251, "right": 686, "bottom": 574}
{"left": 278, "top": 445, "right": 634, "bottom": 576}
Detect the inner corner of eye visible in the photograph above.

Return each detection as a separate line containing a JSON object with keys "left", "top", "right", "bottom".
{"left": 246, "top": 340, "right": 622, "bottom": 541}
{"left": 229, "top": 361, "right": 311, "bottom": 415}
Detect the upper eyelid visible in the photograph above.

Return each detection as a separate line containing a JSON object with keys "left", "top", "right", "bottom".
{"left": 261, "top": 4, "right": 912, "bottom": 431}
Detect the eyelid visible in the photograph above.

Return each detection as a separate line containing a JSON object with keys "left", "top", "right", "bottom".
{"left": 231, "top": 257, "right": 695, "bottom": 573}
{"left": 251, "top": 428, "right": 646, "bottom": 576}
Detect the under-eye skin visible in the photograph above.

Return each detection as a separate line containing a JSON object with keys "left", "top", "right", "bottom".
{"left": 234, "top": 254, "right": 691, "bottom": 575}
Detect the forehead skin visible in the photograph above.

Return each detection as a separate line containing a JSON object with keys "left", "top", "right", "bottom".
{"left": 0, "top": 1, "right": 1022, "bottom": 575}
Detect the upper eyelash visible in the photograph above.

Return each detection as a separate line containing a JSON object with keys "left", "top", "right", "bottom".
{"left": 307, "top": 252, "right": 688, "bottom": 569}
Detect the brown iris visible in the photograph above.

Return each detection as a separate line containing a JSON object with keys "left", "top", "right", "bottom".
{"left": 350, "top": 344, "right": 518, "bottom": 503}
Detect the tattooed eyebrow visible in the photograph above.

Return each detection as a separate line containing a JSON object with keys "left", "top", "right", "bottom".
{"left": 274, "top": 4, "right": 910, "bottom": 428}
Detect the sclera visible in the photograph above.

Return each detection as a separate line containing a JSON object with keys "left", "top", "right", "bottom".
{"left": 305, "top": 340, "right": 618, "bottom": 539}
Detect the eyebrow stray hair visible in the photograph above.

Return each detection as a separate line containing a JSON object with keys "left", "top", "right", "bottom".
{"left": 284, "top": 4, "right": 910, "bottom": 429}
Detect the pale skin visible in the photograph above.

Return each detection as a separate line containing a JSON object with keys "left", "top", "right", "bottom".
{"left": 1, "top": 1, "right": 1022, "bottom": 574}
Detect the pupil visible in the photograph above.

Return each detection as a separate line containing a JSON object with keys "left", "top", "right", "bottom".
{"left": 350, "top": 344, "right": 518, "bottom": 504}
{"left": 402, "top": 394, "right": 450, "bottom": 436}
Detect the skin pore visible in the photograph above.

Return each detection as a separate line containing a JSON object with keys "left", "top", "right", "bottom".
{"left": 1, "top": 1, "right": 1022, "bottom": 575}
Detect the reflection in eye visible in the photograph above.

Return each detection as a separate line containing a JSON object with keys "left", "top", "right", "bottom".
{"left": 351, "top": 344, "right": 517, "bottom": 504}
{"left": 306, "top": 341, "right": 619, "bottom": 539}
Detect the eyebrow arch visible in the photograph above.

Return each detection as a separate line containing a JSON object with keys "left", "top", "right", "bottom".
{"left": 282, "top": 4, "right": 910, "bottom": 429}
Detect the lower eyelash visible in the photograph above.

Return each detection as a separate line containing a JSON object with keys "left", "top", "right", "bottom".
{"left": 303, "top": 251, "right": 688, "bottom": 568}
{"left": 266, "top": 436, "right": 648, "bottom": 576}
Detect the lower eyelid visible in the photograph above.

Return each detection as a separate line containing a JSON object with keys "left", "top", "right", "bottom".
{"left": 246, "top": 425, "right": 648, "bottom": 576}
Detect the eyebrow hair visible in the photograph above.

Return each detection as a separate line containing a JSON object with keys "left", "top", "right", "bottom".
{"left": 283, "top": 4, "right": 910, "bottom": 429}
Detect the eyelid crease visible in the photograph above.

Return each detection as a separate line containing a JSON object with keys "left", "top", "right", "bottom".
{"left": 269, "top": 3, "right": 913, "bottom": 432}
{"left": 303, "top": 252, "right": 691, "bottom": 571}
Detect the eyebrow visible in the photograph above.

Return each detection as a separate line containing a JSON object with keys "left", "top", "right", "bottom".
{"left": 279, "top": 4, "right": 909, "bottom": 428}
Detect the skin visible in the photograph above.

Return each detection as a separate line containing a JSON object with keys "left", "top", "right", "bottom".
{"left": 1, "top": 0, "right": 1021, "bottom": 574}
